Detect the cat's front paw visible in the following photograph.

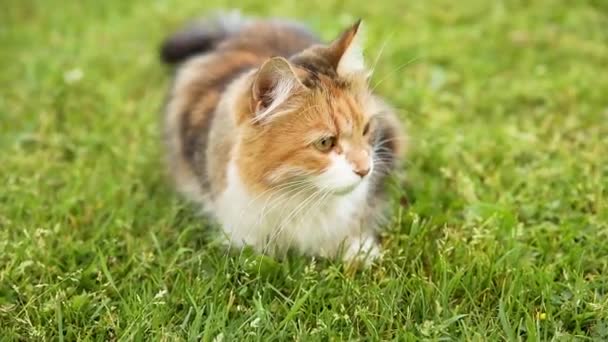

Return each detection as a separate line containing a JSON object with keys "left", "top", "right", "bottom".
{"left": 342, "top": 236, "right": 382, "bottom": 266}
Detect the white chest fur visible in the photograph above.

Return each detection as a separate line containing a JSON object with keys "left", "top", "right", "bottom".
{"left": 211, "top": 162, "right": 372, "bottom": 257}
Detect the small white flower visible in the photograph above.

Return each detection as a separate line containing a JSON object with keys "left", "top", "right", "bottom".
{"left": 213, "top": 333, "right": 224, "bottom": 342}
{"left": 249, "top": 317, "right": 261, "bottom": 328}
{"left": 154, "top": 289, "right": 168, "bottom": 299}
{"left": 64, "top": 68, "right": 83, "bottom": 84}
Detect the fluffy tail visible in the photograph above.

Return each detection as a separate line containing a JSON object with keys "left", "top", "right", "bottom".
{"left": 160, "top": 11, "right": 248, "bottom": 64}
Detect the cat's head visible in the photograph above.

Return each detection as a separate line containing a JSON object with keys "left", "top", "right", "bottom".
{"left": 234, "top": 21, "right": 386, "bottom": 195}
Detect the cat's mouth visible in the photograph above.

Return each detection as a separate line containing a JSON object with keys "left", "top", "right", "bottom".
{"left": 332, "top": 185, "right": 357, "bottom": 195}
{"left": 312, "top": 171, "right": 370, "bottom": 196}
{"left": 326, "top": 182, "right": 360, "bottom": 196}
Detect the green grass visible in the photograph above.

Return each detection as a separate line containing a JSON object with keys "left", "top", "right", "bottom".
{"left": 1, "top": 0, "right": 607, "bottom": 340}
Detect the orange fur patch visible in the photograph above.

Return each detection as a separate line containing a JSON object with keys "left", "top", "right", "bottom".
{"left": 234, "top": 73, "right": 376, "bottom": 193}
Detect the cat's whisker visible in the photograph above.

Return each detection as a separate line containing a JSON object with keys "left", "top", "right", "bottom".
{"left": 372, "top": 151, "right": 398, "bottom": 159}
{"left": 271, "top": 185, "right": 329, "bottom": 241}
{"left": 373, "top": 146, "right": 393, "bottom": 151}
{"left": 255, "top": 182, "right": 315, "bottom": 223}
{"left": 368, "top": 32, "right": 394, "bottom": 79}
{"left": 273, "top": 186, "right": 332, "bottom": 251}
{"left": 373, "top": 134, "right": 409, "bottom": 145}
{"left": 374, "top": 135, "right": 410, "bottom": 143}
{"left": 372, "top": 145, "right": 406, "bottom": 156}
{"left": 254, "top": 183, "right": 315, "bottom": 230}
{"left": 241, "top": 179, "right": 308, "bottom": 209}
{"left": 231, "top": 182, "right": 315, "bottom": 263}
{"left": 372, "top": 153, "right": 397, "bottom": 161}
{"left": 262, "top": 186, "right": 324, "bottom": 255}
{"left": 373, "top": 156, "right": 399, "bottom": 165}
{"left": 373, "top": 159, "right": 394, "bottom": 165}
{"left": 255, "top": 187, "right": 311, "bottom": 258}
{"left": 372, "top": 151, "right": 397, "bottom": 159}
{"left": 372, "top": 160, "right": 396, "bottom": 169}
{"left": 225, "top": 179, "right": 313, "bottom": 259}
{"left": 371, "top": 56, "right": 421, "bottom": 92}
{"left": 273, "top": 187, "right": 322, "bottom": 230}
{"left": 230, "top": 179, "right": 310, "bottom": 233}
{"left": 373, "top": 161, "right": 396, "bottom": 169}
{"left": 279, "top": 187, "right": 333, "bottom": 256}
{"left": 373, "top": 152, "right": 401, "bottom": 161}
{"left": 244, "top": 182, "right": 314, "bottom": 238}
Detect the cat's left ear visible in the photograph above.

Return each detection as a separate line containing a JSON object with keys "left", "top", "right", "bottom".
{"left": 327, "top": 20, "right": 366, "bottom": 77}
{"left": 250, "top": 56, "right": 305, "bottom": 123}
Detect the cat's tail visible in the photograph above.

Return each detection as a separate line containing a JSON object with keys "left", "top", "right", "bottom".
{"left": 160, "top": 10, "right": 248, "bottom": 64}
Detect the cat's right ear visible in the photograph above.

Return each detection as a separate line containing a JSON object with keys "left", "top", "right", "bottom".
{"left": 250, "top": 57, "right": 304, "bottom": 123}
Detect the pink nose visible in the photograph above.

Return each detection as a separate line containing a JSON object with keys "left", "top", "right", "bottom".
{"left": 354, "top": 167, "right": 370, "bottom": 177}
{"left": 347, "top": 149, "right": 371, "bottom": 178}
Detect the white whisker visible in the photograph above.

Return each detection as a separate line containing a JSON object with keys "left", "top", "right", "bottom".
{"left": 371, "top": 56, "right": 421, "bottom": 92}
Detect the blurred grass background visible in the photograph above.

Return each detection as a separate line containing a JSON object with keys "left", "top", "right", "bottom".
{"left": 1, "top": 0, "right": 607, "bottom": 339}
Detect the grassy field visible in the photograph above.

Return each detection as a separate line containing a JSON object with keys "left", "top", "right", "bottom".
{"left": 2, "top": 0, "right": 607, "bottom": 340}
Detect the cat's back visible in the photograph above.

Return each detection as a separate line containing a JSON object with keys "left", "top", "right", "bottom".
{"left": 163, "top": 15, "right": 319, "bottom": 204}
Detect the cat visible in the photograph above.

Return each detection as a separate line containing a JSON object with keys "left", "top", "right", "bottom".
{"left": 161, "top": 12, "right": 405, "bottom": 263}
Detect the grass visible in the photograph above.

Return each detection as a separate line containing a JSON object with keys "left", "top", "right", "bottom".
{"left": 1, "top": 0, "right": 607, "bottom": 340}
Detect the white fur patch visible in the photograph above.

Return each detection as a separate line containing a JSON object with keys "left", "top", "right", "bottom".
{"left": 253, "top": 77, "right": 297, "bottom": 123}
{"left": 313, "top": 152, "right": 373, "bottom": 193}
{"left": 213, "top": 161, "right": 375, "bottom": 258}
{"left": 337, "top": 23, "right": 366, "bottom": 77}
{"left": 314, "top": 153, "right": 361, "bottom": 192}
{"left": 343, "top": 234, "right": 382, "bottom": 264}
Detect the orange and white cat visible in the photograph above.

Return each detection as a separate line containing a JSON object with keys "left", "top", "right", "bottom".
{"left": 161, "top": 13, "right": 405, "bottom": 263}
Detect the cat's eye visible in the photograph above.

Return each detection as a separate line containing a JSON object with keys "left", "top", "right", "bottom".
{"left": 313, "top": 136, "right": 336, "bottom": 152}
{"left": 362, "top": 122, "right": 371, "bottom": 136}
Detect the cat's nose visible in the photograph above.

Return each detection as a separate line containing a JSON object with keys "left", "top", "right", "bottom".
{"left": 348, "top": 149, "right": 371, "bottom": 178}
{"left": 354, "top": 166, "right": 370, "bottom": 177}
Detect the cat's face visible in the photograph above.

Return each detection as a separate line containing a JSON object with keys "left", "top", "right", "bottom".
{"left": 235, "top": 21, "right": 378, "bottom": 195}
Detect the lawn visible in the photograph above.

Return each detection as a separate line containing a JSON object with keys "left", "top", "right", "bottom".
{"left": 1, "top": 0, "right": 607, "bottom": 340}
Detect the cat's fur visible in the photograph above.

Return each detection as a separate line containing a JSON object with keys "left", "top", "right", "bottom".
{"left": 161, "top": 12, "right": 405, "bottom": 262}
